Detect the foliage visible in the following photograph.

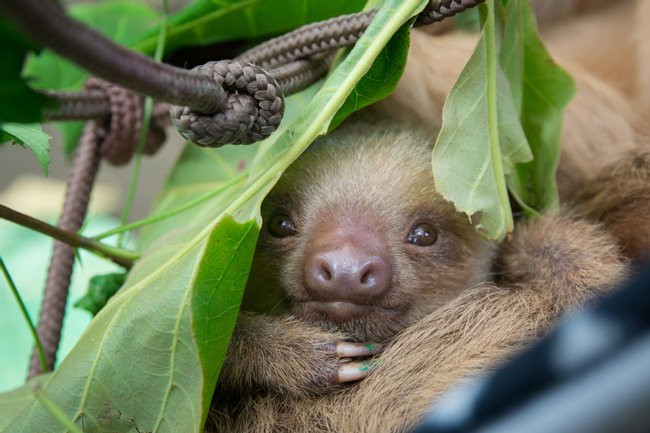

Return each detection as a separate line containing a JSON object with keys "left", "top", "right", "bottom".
{"left": 432, "top": 0, "right": 574, "bottom": 240}
{"left": 74, "top": 272, "right": 128, "bottom": 316}
{"left": 0, "top": 21, "right": 54, "bottom": 123}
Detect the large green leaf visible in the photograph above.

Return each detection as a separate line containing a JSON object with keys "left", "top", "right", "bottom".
{"left": 0, "top": 375, "right": 49, "bottom": 431}
{"left": 133, "top": 0, "right": 366, "bottom": 55}
{"left": 3, "top": 1, "right": 426, "bottom": 431}
{"left": 330, "top": 17, "right": 412, "bottom": 130}
{"left": 432, "top": 1, "right": 531, "bottom": 241}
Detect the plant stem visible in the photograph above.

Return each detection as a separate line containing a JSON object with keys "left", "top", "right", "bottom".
{"left": 485, "top": 0, "right": 513, "bottom": 238}
{"left": 33, "top": 386, "right": 84, "bottom": 433}
{"left": 0, "top": 205, "right": 138, "bottom": 268}
{"left": 118, "top": 0, "right": 169, "bottom": 248}
{"left": 94, "top": 174, "right": 246, "bottom": 240}
{"left": 0, "top": 258, "right": 49, "bottom": 374}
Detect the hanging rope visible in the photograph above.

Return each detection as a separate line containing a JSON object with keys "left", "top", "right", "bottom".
{"left": 27, "top": 80, "right": 169, "bottom": 378}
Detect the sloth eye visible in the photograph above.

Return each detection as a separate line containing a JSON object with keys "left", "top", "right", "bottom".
{"left": 268, "top": 214, "right": 297, "bottom": 238}
{"left": 406, "top": 223, "right": 437, "bottom": 247}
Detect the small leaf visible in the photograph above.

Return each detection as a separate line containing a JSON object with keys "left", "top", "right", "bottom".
{"left": 432, "top": 1, "right": 531, "bottom": 241}
{"left": 74, "top": 273, "right": 127, "bottom": 316}
{"left": 0, "top": 123, "right": 52, "bottom": 176}
{"left": 500, "top": 0, "right": 576, "bottom": 212}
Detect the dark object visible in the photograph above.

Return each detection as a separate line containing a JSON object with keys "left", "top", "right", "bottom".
{"left": 411, "top": 263, "right": 650, "bottom": 433}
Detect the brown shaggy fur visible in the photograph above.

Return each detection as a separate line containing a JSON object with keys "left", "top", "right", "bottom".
{"left": 205, "top": 2, "right": 650, "bottom": 432}
{"left": 206, "top": 122, "right": 637, "bottom": 433}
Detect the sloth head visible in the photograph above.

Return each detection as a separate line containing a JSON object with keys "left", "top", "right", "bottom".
{"left": 243, "top": 120, "right": 496, "bottom": 341}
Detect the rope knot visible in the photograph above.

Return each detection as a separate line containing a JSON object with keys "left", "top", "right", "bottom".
{"left": 84, "top": 78, "right": 167, "bottom": 166}
{"left": 169, "top": 60, "right": 285, "bottom": 147}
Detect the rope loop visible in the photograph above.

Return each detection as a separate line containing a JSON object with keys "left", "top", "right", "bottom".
{"left": 84, "top": 78, "right": 168, "bottom": 165}
{"left": 169, "top": 60, "right": 285, "bottom": 147}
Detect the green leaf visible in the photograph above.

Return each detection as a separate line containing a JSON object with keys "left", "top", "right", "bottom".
{"left": 0, "top": 20, "right": 54, "bottom": 123}
{"left": 0, "top": 123, "right": 52, "bottom": 176}
{"left": 133, "top": 0, "right": 367, "bottom": 55}
{"left": 74, "top": 273, "right": 127, "bottom": 316}
{"left": 500, "top": 0, "right": 576, "bottom": 212}
{"left": 0, "top": 375, "right": 49, "bottom": 431}
{"left": 432, "top": 1, "right": 531, "bottom": 241}
{"left": 3, "top": 1, "right": 427, "bottom": 431}
{"left": 330, "top": 18, "right": 412, "bottom": 130}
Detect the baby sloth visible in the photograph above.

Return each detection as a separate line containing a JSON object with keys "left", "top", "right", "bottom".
{"left": 207, "top": 120, "right": 634, "bottom": 433}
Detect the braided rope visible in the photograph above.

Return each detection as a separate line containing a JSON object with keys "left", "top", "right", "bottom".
{"left": 238, "top": 11, "right": 375, "bottom": 69}
{"left": 28, "top": 123, "right": 101, "bottom": 378}
{"left": 85, "top": 79, "right": 168, "bottom": 165}
{"left": 169, "top": 61, "right": 284, "bottom": 146}
{"left": 416, "top": 0, "right": 486, "bottom": 26}
{"left": 27, "top": 82, "right": 168, "bottom": 378}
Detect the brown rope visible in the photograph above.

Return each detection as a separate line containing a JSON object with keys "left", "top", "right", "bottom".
{"left": 27, "top": 82, "right": 168, "bottom": 379}
{"left": 415, "top": 0, "right": 486, "bottom": 26}
{"left": 28, "top": 122, "right": 101, "bottom": 377}
{"left": 238, "top": 11, "right": 375, "bottom": 69}
{"left": 169, "top": 61, "right": 284, "bottom": 146}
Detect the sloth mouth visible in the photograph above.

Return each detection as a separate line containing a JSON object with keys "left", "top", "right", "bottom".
{"left": 294, "top": 300, "right": 393, "bottom": 323}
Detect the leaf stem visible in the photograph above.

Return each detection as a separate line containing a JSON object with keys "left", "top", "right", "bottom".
{"left": 0, "top": 205, "right": 138, "bottom": 268}
{"left": 118, "top": 3, "right": 169, "bottom": 247}
{"left": 0, "top": 258, "right": 49, "bottom": 374}
{"left": 93, "top": 174, "right": 246, "bottom": 240}
{"left": 33, "top": 386, "right": 84, "bottom": 433}
{"left": 485, "top": 0, "right": 513, "bottom": 238}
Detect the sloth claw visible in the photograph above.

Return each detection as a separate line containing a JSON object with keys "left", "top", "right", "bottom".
{"left": 335, "top": 342, "right": 380, "bottom": 358}
{"left": 334, "top": 360, "right": 376, "bottom": 384}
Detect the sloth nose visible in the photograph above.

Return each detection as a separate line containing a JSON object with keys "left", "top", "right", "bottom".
{"left": 304, "top": 246, "right": 391, "bottom": 303}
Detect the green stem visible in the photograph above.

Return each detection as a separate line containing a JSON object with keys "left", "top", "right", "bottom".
{"left": 0, "top": 205, "right": 138, "bottom": 268}
{"left": 485, "top": 0, "right": 513, "bottom": 238}
{"left": 118, "top": 2, "right": 169, "bottom": 247}
{"left": 93, "top": 174, "right": 246, "bottom": 240}
{"left": 1, "top": 258, "right": 49, "bottom": 373}
{"left": 33, "top": 386, "right": 84, "bottom": 433}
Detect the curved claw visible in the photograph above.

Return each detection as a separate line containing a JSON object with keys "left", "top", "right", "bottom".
{"left": 334, "top": 360, "right": 377, "bottom": 384}
{"left": 335, "top": 342, "right": 380, "bottom": 358}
